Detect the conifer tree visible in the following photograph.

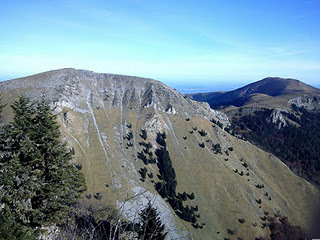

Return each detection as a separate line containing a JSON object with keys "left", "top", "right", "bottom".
{"left": 0, "top": 96, "right": 86, "bottom": 239}
{"left": 0, "top": 96, "right": 41, "bottom": 239}
{"left": 30, "top": 99, "right": 86, "bottom": 225}
{"left": 138, "top": 203, "right": 167, "bottom": 240}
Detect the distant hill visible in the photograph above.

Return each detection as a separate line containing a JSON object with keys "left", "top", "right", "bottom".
{"left": 188, "top": 77, "right": 320, "bottom": 109}
{"left": 185, "top": 91, "right": 225, "bottom": 102}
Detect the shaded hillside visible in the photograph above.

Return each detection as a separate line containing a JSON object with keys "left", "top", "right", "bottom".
{"left": 1, "top": 69, "right": 319, "bottom": 239}
{"left": 185, "top": 91, "right": 225, "bottom": 102}
{"left": 190, "top": 77, "right": 320, "bottom": 109}
{"left": 229, "top": 106, "right": 320, "bottom": 188}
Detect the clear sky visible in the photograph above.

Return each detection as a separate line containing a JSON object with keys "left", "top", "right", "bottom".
{"left": 1, "top": 0, "right": 320, "bottom": 91}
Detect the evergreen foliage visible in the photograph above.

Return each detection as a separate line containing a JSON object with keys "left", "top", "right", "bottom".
{"left": 140, "top": 129, "right": 147, "bottom": 140}
{"left": 139, "top": 167, "right": 148, "bottom": 180}
{"left": 155, "top": 146, "right": 177, "bottom": 197}
{"left": 0, "top": 96, "right": 86, "bottom": 239}
{"left": 126, "top": 132, "right": 133, "bottom": 141}
{"left": 217, "top": 121, "right": 223, "bottom": 129}
{"left": 255, "top": 184, "right": 264, "bottom": 189}
{"left": 188, "top": 192, "right": 195, "bottom": 200}
{"left": 154, "top": 132, "right": 201, "bottom": 226}
{"left": 138, "top": 142, "right": 155, "bottom": 165}
{"left": 138, "top": 203, "right": 167, "bottom": 240}
{"left": 198, "top": 129, "right": 207, "bottom": 136}
{"left": 156, "top": 132, "right": 166, "bottom": 147}
{"left": 94, "top": 192, "right": 102, "bottom": 200}
{"left": 199, "top": 142, "right": 205, "bottom": 148}
{"left": 231, "top": 107, "right": 320, "bottom": 187}
{"left": 212, "top": 143, "right": 222, "bottom": 154}
{"left": 137, "top": 151, "right": 148, "bottom": 164}
{"left": 182, "top": 192, "right": 188, "bottom": 201}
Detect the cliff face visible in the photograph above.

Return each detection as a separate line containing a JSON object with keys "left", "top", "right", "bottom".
{"left": 0, "top": 69, "right": 319, "bottom": 239}
{"left": 289, "top": 95, "right": 320, "bottom": 110}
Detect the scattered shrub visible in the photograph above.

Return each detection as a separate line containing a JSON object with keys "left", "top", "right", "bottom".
{"left": 126, "top": 132, "right": 133, "bottom": 141}
{"left": 261, "top": 216, "right": 267, "bottom": 221}
{"left": 212, "top": 143, "right": 222, "bottom": 154}
{"left": 188, "top": 192, "right": 195, "bottom": 200}
{"left": 238, "top": 218, "right": 245, "bottom": 224}
{"left": 227, "top": 229, "right": 236, "bottom": 235}
{"left": 140, "top": 129, "right": 147, "bottom": 140}
{"left": 75, "top": 163, "right": 83, "bottom": 171}
{"left": 139, "top": 167, "right": 148, "bottom": 179}
{"left": 94, "top": 192, "right": 102, "bottom": 200}
{"left": 210, "top": 119, "right": 217, "bottom": 124}
{"left": 198, "top": 129, "right": 207, "bottom": 136}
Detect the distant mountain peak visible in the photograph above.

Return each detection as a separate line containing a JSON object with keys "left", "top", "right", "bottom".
{"left": 189, "top": 77, "right": 320, "bottom": 109}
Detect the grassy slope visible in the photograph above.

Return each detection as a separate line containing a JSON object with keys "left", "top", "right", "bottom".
{"left": 0, "top": 71, "right": 319, "bottom": 239}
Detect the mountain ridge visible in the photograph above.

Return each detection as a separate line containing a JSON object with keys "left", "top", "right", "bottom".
{"left": 187, "top": 77, "right": 320, "bottom": 109}
{"left": 1, "top": 69, "right": 319, "bottom": 239}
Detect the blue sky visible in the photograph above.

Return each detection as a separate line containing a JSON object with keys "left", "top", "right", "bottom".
{"left": 1, "top": 0, "right": 320, "bottom": 91}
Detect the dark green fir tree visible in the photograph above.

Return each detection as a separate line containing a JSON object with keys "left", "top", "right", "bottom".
{"left": 0, "top": 96, "right": 86, "bottom": 239}
{"left": 138, "top": 203, "right": 167, "bottom": 240}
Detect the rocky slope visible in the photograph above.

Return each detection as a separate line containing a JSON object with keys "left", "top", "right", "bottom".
{"left": 0, "top": 69, "right": 319, "bottom": 239}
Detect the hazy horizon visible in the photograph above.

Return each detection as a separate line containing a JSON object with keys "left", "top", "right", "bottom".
{"left": 0, "top": 69, "right": 319, "bottom": 94}
{"left": 1, "top": 0, "right": 320, "bottom": 88}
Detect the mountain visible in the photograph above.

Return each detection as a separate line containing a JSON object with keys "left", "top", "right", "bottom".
{"left": 185, "top": 91, "right": 225, "bottom": 102}
{"left": 0, "top": 69, "right": 319, "bottom": 239}
{"left": 186, "top": 77, "right": 320, "bottom": 191}
{"left": 188, "top": 77, "right": 320, "bottom": 109}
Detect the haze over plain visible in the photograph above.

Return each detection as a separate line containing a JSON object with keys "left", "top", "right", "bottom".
{"left": 1, "top": 0, "right": 319, "bottom": 91}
